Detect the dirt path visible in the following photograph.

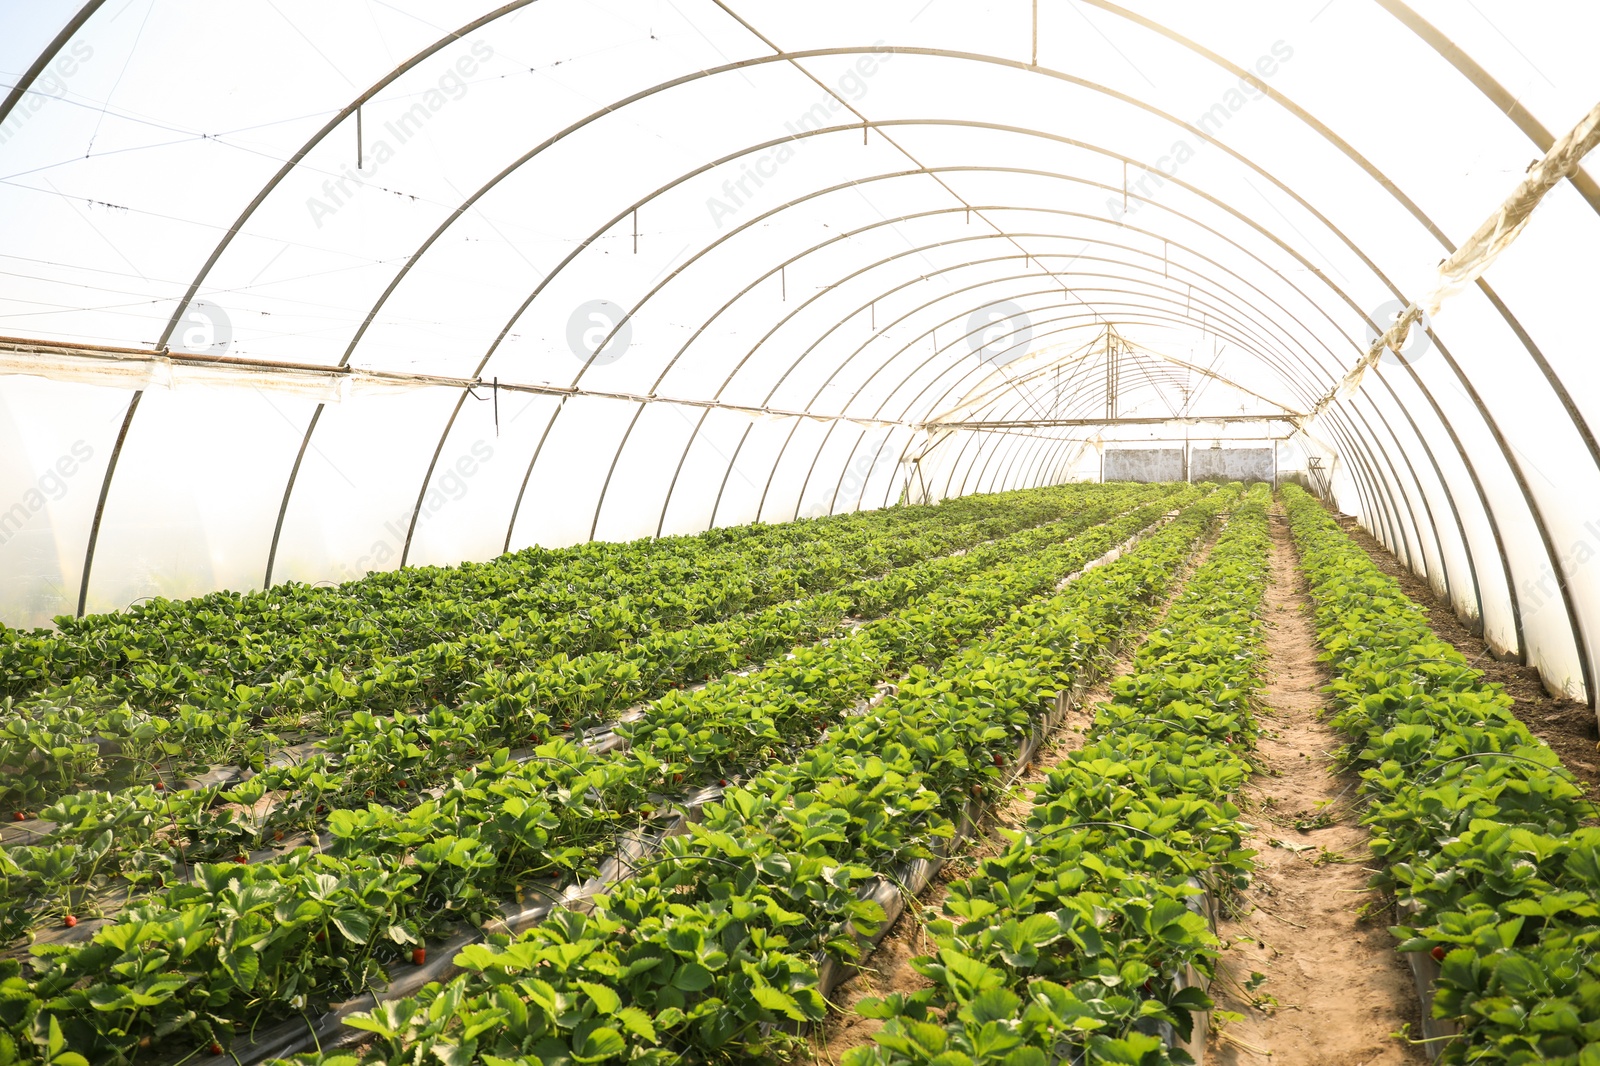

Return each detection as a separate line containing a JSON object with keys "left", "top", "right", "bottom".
{"left": 1335, "top": 515, "right": 1600, "bottom": 799}
{"left": 810, "top": 526, "right": 1222, "bottom": 1065}
{"left": 1206, "top": 511, "right": 1424, "bottom": 1065}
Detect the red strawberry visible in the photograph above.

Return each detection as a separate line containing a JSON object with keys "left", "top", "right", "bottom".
{"left": 316, "top": 804, "right": 326, "bottom": 814}
{"left": 210, "top": 1042, "right": 224, "bottom": 1056}
{"left": 396, "top": 780, "right": 408, "bottom": 789}
{"left": 993, "top": 755, "right": 1004, "bottom": 767}
{"left": 364, "top": 789, "right": 375, "bottom": 798}
{"left": 673, "top": 773, "right": 683, "bottom": 783}
{"left": 10, "top": 811, "right": 24, "bottom": 821}
{"left": 64, "top": 915, "right": 78, "bottom": 928}
{"left": 1431, "top": 945, "right": 1446, "bottom": 962}
{"left": 315, "top": 930, "right": 327, "bottom": 943}
{"left": 412, "top": 947, "right": 427, "bottom": 966}
{"left": 718, "top": 778, "right": 727, "bottom": 787}
{"left": 272, "top": 830, "right": 285, "bottom": 842}
{"left": 154, "top": 781, "right": 166, "bottom": 791}
{"left": 235, "top": 854, "right": 248, "bottom": 864}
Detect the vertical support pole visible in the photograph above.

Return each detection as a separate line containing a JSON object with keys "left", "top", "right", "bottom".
{"left": 632, "top": 209, "right": 638, "bottom": 254}
{"left": 1104, "top": 327, "right": 1117, "bottom": 421}
{"left": 781, "top": 264, "right": 786, "bottom": 301}
{"left": 356, "top": 107, "right": 363, "bottom": 169}
{"left": 1031, "top": 0, "right": 1038, "bottom": 65}
{"left": 493, "top": 376, "right": 500, "bottom": 437}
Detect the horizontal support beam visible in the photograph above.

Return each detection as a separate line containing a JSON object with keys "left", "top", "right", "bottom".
{"left": 923, "top": 414, "right": 1298, "bottom": 430}
{"left": 0, "top": 335, "right": 916, "bottom": 430}
{"left": 0, "top": 335, "right": 1295, "bottom": 440}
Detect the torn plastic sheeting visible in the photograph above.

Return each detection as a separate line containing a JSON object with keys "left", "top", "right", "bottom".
{"left": 1309, "top": 99, "right": 1600, "bottom": 418}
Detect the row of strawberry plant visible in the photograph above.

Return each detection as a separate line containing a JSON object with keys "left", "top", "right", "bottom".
{"left": 846, "top": 484, "right": 1272, "bottom": 1066}
{"left": 261, "top": 486, "right": 1242, "bottom": 1066}
{"left": 1281, "top": 484, "right": 1600, "bottom": 1065}
{"left": 10, "top": 487, "right": 1175, "bottom": 867}
{"left": 0, "top": 489, "right": 1179, "bottom": 941}
{"left": 1, "top": 484, "right": 1175, "bottom": 809}
{"left": 0, "top": 492, "right": 1205, "bottom": 1064}
{"left": 2, "top": 485, "right": 1109, "bottom": 704}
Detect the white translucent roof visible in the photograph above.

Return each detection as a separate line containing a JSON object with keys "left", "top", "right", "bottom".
{"left": 1, "top": 0, "right": 1597, "bottom": 703}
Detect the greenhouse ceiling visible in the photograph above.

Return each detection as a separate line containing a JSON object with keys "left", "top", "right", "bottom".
{"left": 0, "top": 0, "right": 1597, "bottom": 704}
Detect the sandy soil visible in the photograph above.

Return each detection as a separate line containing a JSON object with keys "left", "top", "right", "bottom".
{"left": 1205, "top": 512, "right": 1425, "bottom": 1065}
{"left": 810, "top": 528, "right": 1222, "bottom": 1065}
{"left": 1336, "top": 516, "right": 1600, "bottom": 799}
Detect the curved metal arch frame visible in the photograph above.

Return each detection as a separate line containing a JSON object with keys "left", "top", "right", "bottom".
{"left": 0, "top": 1, "right": 110, "bottom": 127}
{"left": 466, "top": 58, "right": 1600, "bottom": 695}
{"left": 858, "top": 296, "right": 1403, "bottom": 571}
{"left": 22, "top": 13, "right": 1580, "bottom": 695}
{"left": 649, "top": 268, "right": 1297, "bottom": 528}
{"left": 346, "top": 71, "right": 1508, "bottom": 595}
{"left": 490, "top": 117, "right": 1487, "bottom": 627}
{"left": 1079, "top": 0, "right": 1600, "bottom": 504}
{"left": 781, "top": 277, "right": 1301, "bottom": 509}
{"left": 824, "top": 346, "right": 1239, "bottom": 521}
{"left": 657, "top": 221, "right": 1348, "bottom": 528}
{"left": 644, "top": 230, "right": 1224, "bottom": 540}
{"left": 72, "top": 0, "right": 546, "bottom": 611}
{"left": 627, "top": 177, "right": 1443, "bottom": 607}
{"left": 660, "top": 279, "right": 1206, "bottom": 533}
{"left": 580, "top": 139, "right": 1546, "bottom": 671}
{"left": 774, "top": 299, "right": 1388, "bottom": 547}
{"left": 231, "top": 55, "right": 1520, "bottom": 658}
{"left": 644, "top": 205, "right": 1461, "bottom": 628}
{"left": 822, "top": 303, "right": 1406, "bottom": 564}
{"left": 874, "top": 308, "right": 1415, "bottom": 587}
{"left": 550, "top": 172, "right": 1414, "bottom": 563}
{"left": 1071, "top": 0, "right": 1598, "bottom": 671}
{"left": 614, "top": 180, "right": 1495, "bottom": 648}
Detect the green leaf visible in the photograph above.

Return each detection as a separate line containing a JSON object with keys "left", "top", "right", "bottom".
{"left": 577, "top": 981, "right": 621, "bottom": 1016}
{"left": 332, "top": 910, "right": 373, "bottom": 945}
{"left": 573, "top": 1025, "right": 626, "bottom": 1063}
{"left": 671, "top": 962, "right": 712, "bottom": 992}
{"left": 614, "top": 1006, "right": 657, "bottom": 1043}
{"left": 751, "top": 985, "right": 807, "bottom": 1021}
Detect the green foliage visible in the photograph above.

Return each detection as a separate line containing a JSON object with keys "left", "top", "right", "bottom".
{"left": 1282, "top": 484, "right": 1600, "bottom": 1065}
{"left": 2, "top": 485, "right": 1209, "bottom": 1062}
{"left": 845, "top": 485, "right": 1272, "bottom": 1066}
{"left": 257, "top": 489, "right": 1241, "bottom": 1066}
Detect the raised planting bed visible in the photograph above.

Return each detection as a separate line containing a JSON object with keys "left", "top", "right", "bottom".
{"left": 1283, "top": 484, "right": 1600, "bottom": 1065}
